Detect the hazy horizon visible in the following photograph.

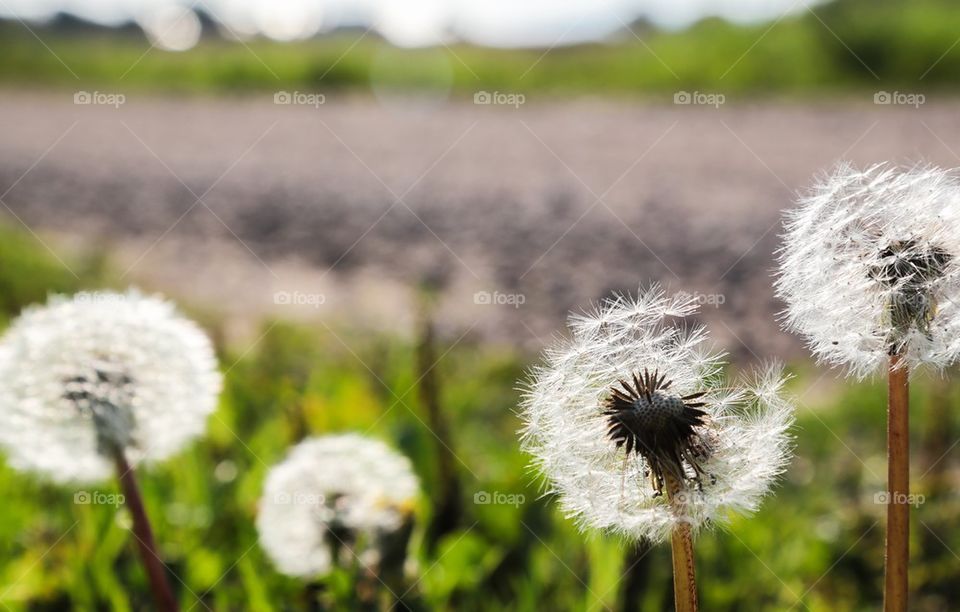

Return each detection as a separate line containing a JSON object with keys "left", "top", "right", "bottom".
{"left": 1, "top": 0, "right": 822, "bottom": 49}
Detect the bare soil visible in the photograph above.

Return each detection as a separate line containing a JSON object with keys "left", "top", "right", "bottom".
{"left": 3, "top": 92, "right": 958, "bottom": 360}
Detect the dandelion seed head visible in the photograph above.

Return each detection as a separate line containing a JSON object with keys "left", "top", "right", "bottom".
{"left": 776, "top": 162, "right": 960, "bottom": 377}
{"left": 518, "top": 286, "right": 794, "bottom": 543}
{"left": 0, "top": 290, "right": 221, "bottom": 483}
{"left": 257, "top": 434, "right": 420, "bottom": 579}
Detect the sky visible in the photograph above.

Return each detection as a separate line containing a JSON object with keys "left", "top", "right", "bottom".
{"left": 0, "top": 0, "right": 820, "bottom": 48}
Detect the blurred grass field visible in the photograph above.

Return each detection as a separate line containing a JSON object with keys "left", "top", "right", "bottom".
{"left": 0, "top": 224, "right": 957, "bottom": 610}
{"left": 5, "top": 0, "right": 960, "bottom": 96}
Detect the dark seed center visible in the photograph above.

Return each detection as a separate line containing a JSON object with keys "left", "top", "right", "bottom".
{"left": 602, "top": 368, "right": 712, "bottom": 496}
{"left": 63, "top": 360, "right": 137, "bottom": 455}
{"left": 631, "top": 391, "right": 687, "bottom": 432}
{"left": 873, "top": 239, "right": 950, "bottom": 287}
{"left": 869, "top": 239, "right": 952, "bottom": 353}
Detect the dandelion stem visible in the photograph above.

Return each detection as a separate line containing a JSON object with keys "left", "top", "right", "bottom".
{"left": 113, "top": 450, "right": 180, "bottom": 612}
{"left": 884, "top": 353, "right": 909, "bottom": 612}
{"left": 666, "top": 475, "right": 698, "bottom": 612}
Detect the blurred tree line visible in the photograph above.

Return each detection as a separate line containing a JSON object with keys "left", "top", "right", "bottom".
{"left": 0, "top": 0, "right": 958, "bottom": 96}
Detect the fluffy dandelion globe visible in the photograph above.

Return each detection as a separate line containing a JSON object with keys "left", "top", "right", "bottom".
{"left": 0, "top": 290, "right": 221, "bottom": 482}
{"left": 777, "top": 162, "right": 960, "bottom": 377}
{"left": 519, "top": 286, "right": 794, "bottom": 543}
{"left": 257, "top": 434, "right": 420, "bottom": 578}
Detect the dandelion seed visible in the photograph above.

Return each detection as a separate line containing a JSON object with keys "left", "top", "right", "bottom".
{"left": 776, "top": 162, "right": 960, "bottom": 377}
{"left": 0, "top": 290, "right": 221, "bottom": 482}
{"left": 518, "top": 286, "right": 794, "bottom": 610}
{"left": 0, "top": 289, "right": 221, "bottom": 612}
{"left": 520, "top": 286, "right": 793, "bottom": 543}
{"left": 602, "top": 368, "right": 711, "bottom": 497}
{"left": 774, "top": 162, "right": 960, "bottom": 611}
{"left": 257, "top": 434, "right": 420, "bottom": 580}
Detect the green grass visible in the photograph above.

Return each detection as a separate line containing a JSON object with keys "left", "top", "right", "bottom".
{"left": 6, "top": 0, "right": 960, "bottom": 97}
{"left": 0, "top": 226, "right": 958, "bottom": 610}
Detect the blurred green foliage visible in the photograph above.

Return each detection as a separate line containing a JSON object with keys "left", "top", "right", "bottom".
{"left": 0, "top": 226, "right": 957, "bottom": 611}
{"left": 2, "top": 0, "right": 960, "bottom": 97}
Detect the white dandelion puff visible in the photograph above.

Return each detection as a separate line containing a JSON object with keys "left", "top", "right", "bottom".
{"left": 0, "top": 289, "right": 222, "bottom": 483}
{"left": 776, "top": 162, "right": 960, "bottom": 377}
{"left": 257, "top": 434, "right": 420, "bottom": 579}
{"left": 518, "top": 286, "right": 794, "bottom": 544}
{"left": 776, "top": 162, "right": 958, "bottom": 607}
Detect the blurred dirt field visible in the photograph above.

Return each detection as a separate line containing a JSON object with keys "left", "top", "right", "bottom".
{"left": 3, "top": 92, "right": 959, "bottom": 360}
